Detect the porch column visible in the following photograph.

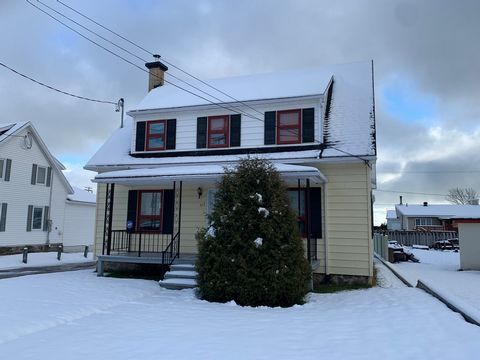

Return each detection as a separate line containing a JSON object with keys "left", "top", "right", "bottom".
{"left": 306, "top": 178, "right": 312, "bottom": 262}
{"left": 105, "top": 183, "right": 115, "bottom": 256}
{"left": 177, "top": 181, "right": 183, "bottom": 258}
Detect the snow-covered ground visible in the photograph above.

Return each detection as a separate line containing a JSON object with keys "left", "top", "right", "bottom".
{"left": 0, "top": 267, "right": 479, "bottom": 359}
{"left": 393, "top": 248, "right": 480, "bottom": 320}
{"left": 0, "top": 252, "right": 93, "bottom": 270}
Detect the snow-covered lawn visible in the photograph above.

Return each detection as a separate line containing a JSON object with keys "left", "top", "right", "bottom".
{"left": 0, "top": 252, "right": 93, "bottom": 270}
{"left": 393, "top": 248, "right": 480, "bottom": 319}
{"left": 0, "top": 266, "right": 479, "bottom": 359}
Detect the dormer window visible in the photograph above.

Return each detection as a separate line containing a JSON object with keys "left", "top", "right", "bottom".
{"left": 208, "top": 116, "right": 229, "bottom": 148}
{"left": 277, "top": 109, "right": 301, "bottom": 144}
{"left": 146, "top": 120, "right": 166, "bottom": 151}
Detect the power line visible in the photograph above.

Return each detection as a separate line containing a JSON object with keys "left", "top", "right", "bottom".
{"left": 28, "top": 0, "right": 270, "bottom": 126}
{"left": 0, "top": 61, "right": 116, "bottom": 105}
{"left": 378, "top": 170, "right": 480, "bottom": 174}
{"left": 56, "top": 0, "right": 266, "bottom": 117}
{"left": 374, "top": 189, "right": 447, "bottom": 197}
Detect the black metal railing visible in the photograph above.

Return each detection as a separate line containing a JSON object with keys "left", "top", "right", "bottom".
{"left": 162, "top": 231, "right": 180, "bottom": 265}
{"left": 109, "top": 230, "right": 174, "bottom": 258}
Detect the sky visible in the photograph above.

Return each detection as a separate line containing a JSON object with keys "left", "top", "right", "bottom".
{"left": 1, "top": 0, "right": 479, "bottom": 225}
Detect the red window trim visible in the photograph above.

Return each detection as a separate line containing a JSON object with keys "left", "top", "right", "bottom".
{"left": 145, "top": 120, "right": 167, "bottom": 151}
{"left": 207, "top": 115, "right": 230, "bottom": 148}
{"left": 136, "top": 190, "right": 164, "bottom": 232}
{"left": 276, "top": 109, "right": 302, "bottom": 145}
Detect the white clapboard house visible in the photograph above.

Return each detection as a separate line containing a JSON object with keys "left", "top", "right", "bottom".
{"left": 0, "top": 122, "right": 95, "bottom": 253}
{"left": 86, "top": 60, "right": 377, "bottom": 285}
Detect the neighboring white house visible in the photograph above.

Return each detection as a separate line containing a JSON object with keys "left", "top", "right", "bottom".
{"left": 0, "top": 122, "right": 95, "bottom": 253}
{"left": 86, "top": 60, "right": 377, "bottom": 285}
{"left": 386, "top": 210, "right": 401, "bottom": 230}
{"left": 394, "top": 203, "right": 480, "bottom": 231}
{"left": 63, "top": 187, "right": 96, "bottom": 251}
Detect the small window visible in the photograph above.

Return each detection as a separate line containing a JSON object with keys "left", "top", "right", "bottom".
{"left": 137, "top": 191, "right": 163, "bottom": 231}
{"left": 288, "top": 189, "right": 306, "bottom": 235}
{"left": 32, "top": 206, "right": 44, "bottom": 230}
{"left": 415, "top": 218, "right": 433, "bottom": 226}
{"left": 146, "top": 120, "right": 166, "bottom": 151}
{"left": 0, "top": 159, "right": 5, "bottom": 180}
{"left": 208, "top": 116, "right": 229, "bottom": 148}
{"left": 36, "top": 166, "right": 47, "bottom": 185}
{"left": 277, "top": 109, "right": 301, "bottom": 144}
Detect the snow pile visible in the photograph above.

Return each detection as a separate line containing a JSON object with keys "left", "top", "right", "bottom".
{"left": 258, "top": 207, "right": 270, "bottom": 218}
{"left": 0, "top": 270, "right": 479, "bottom": 359}
{"left": 254, "top": 237, "right": 263, "bottom": 248}
{"left": 250, "top": 193, "right": 263, "bottom": 204}
{"left": 205, "top": 226, "right": 216, "bottom": 238}
{"left": 0, "top": 252, "right": 93, "bottom": 270}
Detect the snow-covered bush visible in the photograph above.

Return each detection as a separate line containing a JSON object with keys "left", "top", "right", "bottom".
{"left": 196, "top": 158, "right": 310, "bottom": 307}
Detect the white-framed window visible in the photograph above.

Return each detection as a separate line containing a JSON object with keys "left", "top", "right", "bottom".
{"left": 415, "top": 218, "right": 433, "bottom": 226}
{"left": 32, "top": 206, "right": 44, "bottom": 230}
{"left": 36, "top": 166, "right": 47, "bottom": 185}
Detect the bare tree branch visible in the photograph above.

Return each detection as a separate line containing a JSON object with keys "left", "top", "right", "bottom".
{"left": 445, "top": 187, "right": 479, "bottom": 204}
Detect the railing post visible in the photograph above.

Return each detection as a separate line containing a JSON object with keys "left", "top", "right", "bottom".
{"left": 138, "top": 232, "right": 142, "bottom": 257}
{"left": 177, "top": 181, "right": 183, "bottom": 258}
{"left": 306, "top": 178, "right": 311, "bottom": 263}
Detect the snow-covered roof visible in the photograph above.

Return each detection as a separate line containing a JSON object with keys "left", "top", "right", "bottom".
{"left": 67, "top": 187, "right": 96, "bottom": 204}
{"left": 86, "top": 61, "right": 375, "bottom": 170}
{"left": 94, "top": 163, "right": 327, "bottom": 186}
{"left": 0, "top": 122, "right": 28, "bottom": 143}
{"left": 386, "top": 210, "right": 398, "bottom": 220}
{"left": 395, "top": 204, "right": 480, "bottom": 219}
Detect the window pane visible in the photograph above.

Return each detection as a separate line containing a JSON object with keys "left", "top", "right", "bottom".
{"left": 279, "top": 112, "right": 299, "bottom": 126}
{"left": 149, "top": 122, "right": 164, "bottom": 134}
{"left": 0, "top": 159, "right": 4, "bottom": 178}
{"left": 148, "top": 137, "right": 164, "bottom": 149}
{"left": 279, "top": 128, "right": 299, "bottom": 143}
{"left": 139, "top": 219, "right": 161, "bottom": 230}
{"left": 287, "top": 190, "right": 305, "bottom": 216}
{"left": 37, "top": 167, "right": 46, "bottom": 184}
{"left": 140, "top": 192, "right": 162, "bottom": 216}
{"left": 207, "top": 189, "right": 218, "bottom": 215}
{"left": 32, "top": 207, "right": 43, "bottom": 229}
{"left": 210, "top": 118, "right": 226, "bottom": 131}
{"left": 209, "top": 133, "right": 226, "bottom": 145}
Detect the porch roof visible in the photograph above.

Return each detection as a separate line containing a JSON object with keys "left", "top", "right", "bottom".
{"left": 93, "top": 163, "right": 327, "bottom": 186}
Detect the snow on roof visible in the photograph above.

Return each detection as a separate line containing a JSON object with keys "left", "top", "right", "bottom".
{"left": 386, "top": 210, "right": 398, "bottom": 219}
{"left": 94, "top": 163, "right": 327, "bottom": 185}
{"left": 67, "top": 187, "right": 96, "bottom": 204}
{"left": 0, "top": 122, "right": 28, "bottom": 143}
{"left": 395, "top": 204, "right": 480, "bottom": 219}
{"left": 131, "top": 67, "right": 333, "bottom": 111}
{"left": 86, "top": 61, "right": 375, "bottom": 170}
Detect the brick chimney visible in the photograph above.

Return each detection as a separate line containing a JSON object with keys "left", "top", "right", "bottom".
{"left": 145, "top": 56, "right": 168, "bottom": 91}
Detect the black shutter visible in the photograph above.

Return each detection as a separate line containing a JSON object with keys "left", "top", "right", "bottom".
{"left": 264, "top": 111, "right": 276, "bottom": 145}
{"left": 230, "top": 114, "right": 241, "bottom": 147}
{"left": 43, "top": 206, "right": 49, "bottom": 232}
{"left": 4, "top": 159, "right": 11, "bottom": 181}
{"left": 46, "top": 167, "right": 52, "bottom": 187}
{"left": 0, "top": 203, "right": 7, "bottom": 232}
{"left": 302, "top": 108, "right": 315, "bottom": 143}
{"left": 135, "top": 121, "right": 146, "bottom": 152}
{"left": 309, "top": 188, "right": 322, "bottom": 238}
{"left": 26, "top": 205, "right": 33, "bottom": 232}
{"left": 162, "top": 189, "right": 175, "bottom": 234}
{"left": 31, "top": 164, "right": 37, "bottom": 185}
{"left": 196, "top": 117, "right": 207, "bottom": 148}
{"left": 166, "top": 119, "right": 176, "bottom": 150}
{"left": 127, "top": 190, "right": 138, "bottom": 232}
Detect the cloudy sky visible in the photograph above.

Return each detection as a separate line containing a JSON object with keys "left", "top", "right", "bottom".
{"left": 1, "top": 0, "right": 479, "bottom": 224}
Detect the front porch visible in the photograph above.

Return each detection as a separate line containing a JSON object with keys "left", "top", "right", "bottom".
{"left": 94, "top": 163, "right": 326, "bottom": 276}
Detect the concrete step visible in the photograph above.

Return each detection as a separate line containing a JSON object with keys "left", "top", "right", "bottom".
{"left": 159, "top": 277, "right": 197, "bottom": 290}
{"left": 164, "top": 270, "right": 197, "bottom": 280}
{"left": 170, "top": 263, "right": 196, "bottom": 271}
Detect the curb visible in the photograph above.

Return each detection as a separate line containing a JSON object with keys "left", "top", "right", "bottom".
{"left": 373, "top": 253, "right": 414, "bottom": 287}
{"left": 416, "top": 280, "right": 480, "bottom": 327}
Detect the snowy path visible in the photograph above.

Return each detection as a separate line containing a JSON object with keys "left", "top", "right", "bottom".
{"left": 393, "top": 249, "right": 480, "bottom": 320}
{"left": 0, "top": 252, "right": 94, "bottom": 270}
{"left": 0, "top": 269, "right": 479, "bottom": 359}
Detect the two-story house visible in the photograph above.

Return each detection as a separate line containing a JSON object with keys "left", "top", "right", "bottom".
{"left": 0, "top": 122, "right": 95, "bottom": 254}
{"left": 85, "top": 60, "right": 377, "bottom": 286}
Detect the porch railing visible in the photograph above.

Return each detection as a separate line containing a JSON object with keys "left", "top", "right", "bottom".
{"left": 107, "top": 230, "right": 180, "bottom": 265}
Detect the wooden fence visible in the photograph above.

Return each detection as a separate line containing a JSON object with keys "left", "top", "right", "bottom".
{"left": 375, "top": 230, "right": 457, "bottom": 247}
{"left": 373, "top": 233, "right": 388, "bottom": 260}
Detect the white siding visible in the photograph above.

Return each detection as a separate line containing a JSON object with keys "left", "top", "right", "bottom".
{"left": 0, "top": 127, "right": 69, "bottom": 246}
{"left": 131, "top": 97, "right": 322, "bottom": 153}
{"left": 63, "top": 201, "right": 95, "bottom": 248}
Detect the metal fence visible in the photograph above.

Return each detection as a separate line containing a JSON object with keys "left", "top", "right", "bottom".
{"left": 375, "top": 230, "right": 457, "bottom": 247}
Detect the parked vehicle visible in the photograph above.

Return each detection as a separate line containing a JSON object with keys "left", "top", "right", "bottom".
{"left": 432, "top": 239, "right": 459, "bottom": 251}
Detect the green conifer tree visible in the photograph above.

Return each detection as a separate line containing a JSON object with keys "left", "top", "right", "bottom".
{"left": 196, "top": 158, "right": 311, "bottom": 307}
